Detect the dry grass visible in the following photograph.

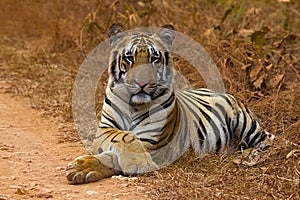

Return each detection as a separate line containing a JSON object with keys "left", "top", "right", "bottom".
{"left": 0, "top": 0, "right": 299, "bottom": 199}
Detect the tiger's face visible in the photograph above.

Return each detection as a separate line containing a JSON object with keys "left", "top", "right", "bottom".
{"left": 108, "top": 24, "right": 175, "bottom": 107}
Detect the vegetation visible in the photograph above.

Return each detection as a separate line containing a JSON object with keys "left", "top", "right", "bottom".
{"left": 1, "top": 0, "right": 299, "bottom": 199}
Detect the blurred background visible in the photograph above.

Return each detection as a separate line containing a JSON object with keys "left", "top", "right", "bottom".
{"left": 0, "top": 0, "right": 299, "bottom": 199}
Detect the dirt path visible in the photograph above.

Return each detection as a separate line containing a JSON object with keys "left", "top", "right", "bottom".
{"left": 0, "top": 85, "right": 149, "bottom": 200}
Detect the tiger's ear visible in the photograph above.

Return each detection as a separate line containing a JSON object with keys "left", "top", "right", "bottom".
{"left": 159, "top": 24, "right": 175, "bottom": 47}
{"left": 108, "top": 23, "right": 125, "bottom": 45}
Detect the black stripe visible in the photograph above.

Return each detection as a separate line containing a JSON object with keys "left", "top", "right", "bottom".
{"left": 184, "top": 91, "right": 210, "bottom": 105}
{"left": 222, "top": 125, "right": 230, "bottom": 147}
{"left": 136, "top": 108, "right": 177, "bottom": 136}
{"left": 218, "top": 94, "right": 235, "bottom": 108}
{"left": 96, "top": 130, "right": 114, "bottom": 141}
{"left": 243, "top": 106, "right": 258, "bottom": 145}
{"left": 231, "top": 98, "right": 240, "bottom": 135}
{"left": 94, "top": 131, "right": 107, "bottom": 139}
{"left": 216, "top": 136, "right": 222, "bottom": 153}
{"left": 101, "top": 110, "right": 122, "bottom": 130}
{"left": 111, "top": 51, "right": 119, "bottom": 80}
{"left": 179, "top": 92, "right": 221, "bottom": 147}
{"left": 122, "top": 133, "right": 135, "bottom": 143}
{"left": 129, "top": 93, "right": 174, "bottom": 131}
{"left": 186, "top": 89, "right": 213, "bottom": 97}
{"left": 246, "top": 119, "right": 257, "bottom": 140}
{"left": 98, "top": 132, "right": 116, "bottom": 148}
{"left": 195, "top": 121, "right": 204, "bottom": 146}
{"left": 237, "top": 101, "right": 247, "bottom": 139}
{"left": 99, "top": 123, "right": 113, "bottom": 129}
{"left": 215, "top": 102, "right": 232, "bottom": 141}
{"left": 104, "top": 94, "right": 129, "bottom": 129}
{"left": 247, "top": 131, "right": 262, "bottom": 147}
{"left": 117, "top": 52, "right": 123, "bottom": 79}
{"left": 177, "top": 94, "right": 207, "bottom": 137}
{"left": 140, "top": 135, "right": 169, "bottom": 150}
{"left": 110, "top": 134, "right": 120, "bottom": 143}
{"left": 193, "top": 99, "right": 224, "bottom": 131}
{"left": 139, "top": 105, "right": 179, "bottom": 150}
{"left": 215, "top": 103, "right": 228, "bottom": 125}
{"left": 134, "top": 103, "right": 176, "bottom": 136}
{"left": 158, "top": 104, "right": 178, "bottom": 141}
{"left": 164, "top": 52, "right": 169, "bottom": 66}
{"left": 140, "top": 138, "right": 159, "bottom": 145}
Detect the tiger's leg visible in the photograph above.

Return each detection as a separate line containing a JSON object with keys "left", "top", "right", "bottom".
{"left": 227, "top": 95, "right": 275, "bottom": 151}
{"left": 93, "top": 128, "right": 158, "bottom": 175}
{"left": 66, "top": 128, "right": 158, "bottom": 184}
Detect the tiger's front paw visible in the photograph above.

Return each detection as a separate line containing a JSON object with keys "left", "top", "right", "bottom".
{"left": 66, "top": 155, "right": 117, "bottom": 184}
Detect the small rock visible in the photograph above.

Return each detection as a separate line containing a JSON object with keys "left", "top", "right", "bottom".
{"left": 106, "top": 193, "right": 113, "bottom": 196}
{"left": 41, "top": 188, "right": 53, "bottom": 194}
{"left": 120, "top": 183, "right": 129, "bottom": 187}
{"left": 127, "top": 177, "right": 138, "bottom": 182}
{"left": 0, "top": 194, "right": 10, "bottom": 200}
{"left": 0, "top": 147, "right": 9, "bottom": 151}
{"left": 34, "top": 193, "right": 53, "bottom": 198}
{"left": 56, "top": 166, "right": 65, "bottom": 171}
{"left": 2, "top": 155, "right": 11, "bottom": 159}
{"left": 86, "top": 190, "right": 98, "bottom": 195}
{"left": 112, "top": 175, "right": 128, "bottom": 181}
{"left": 15, "top": 187, "right": 26, "bottom": 195}
{"left": 29, "top": 182, "right": 38, "bottom": 187}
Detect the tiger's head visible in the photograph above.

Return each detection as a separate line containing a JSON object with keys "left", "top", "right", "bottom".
{"left": 107, "top": 24, "right": 175, "bottom": 107}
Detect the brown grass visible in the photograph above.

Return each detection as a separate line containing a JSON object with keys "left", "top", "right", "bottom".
{"left": 1, "top": 0, "right": 299, "bottom": 199}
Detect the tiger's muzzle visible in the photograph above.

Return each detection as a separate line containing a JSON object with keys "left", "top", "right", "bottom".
{"left": 125, "top": 80, "right": 158, "bottom": 106}
{"left": 125, "top": 64, "right": 158, "bottom": 106}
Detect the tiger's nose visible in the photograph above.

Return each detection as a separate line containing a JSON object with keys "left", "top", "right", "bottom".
{"left": 135, "top": 79, "right": 150, "bottom": 88}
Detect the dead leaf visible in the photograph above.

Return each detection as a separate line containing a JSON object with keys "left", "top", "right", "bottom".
{"left": 241, "top": 63, "right": 252, "bottom": 70}
{"left": 250, "top": 60, "right": 263, "bottom": 82}
{"left": 267, "top": 74, "right": 284, "bottom": 88}
{"left": 265, "top": 63, "right": 273, "bottom": 71}
{"left": 260, "top": 167, "right": 269, "bottom": 174}
{"left": 239, "top": 29, "right": 254, "bottom": 38}
{"left": 286, "top": 149, "right": 299, "bottom": 159}
{"left": 204, "top": 28, "right": 214, "bottom": 37}
{"left": 232, "top": 158, "right": 242, "bottom": 165}
{"left": 193, "top": 13, "right": 200, "bottom": 24}
{"left": 253, "top": 73, "right": 266, "bottom": 89}
{"left": 250, "top": 26, "right": 270, "bottom": 51}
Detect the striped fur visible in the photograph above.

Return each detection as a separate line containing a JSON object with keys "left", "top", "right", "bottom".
{"left": 66, "top": 24, "right": 274, "bottom": 184}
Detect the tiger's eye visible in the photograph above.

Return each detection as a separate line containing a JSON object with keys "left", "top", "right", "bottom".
{"left": 150, "top": 56, "right": 161, "bottom": 63}
{"left": 125, "top": 56, "right": 134, "bottom": 63}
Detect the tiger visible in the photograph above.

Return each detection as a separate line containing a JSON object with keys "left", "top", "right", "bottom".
{"left": 66, "top": 24, "right": 275, "bottom": 184}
